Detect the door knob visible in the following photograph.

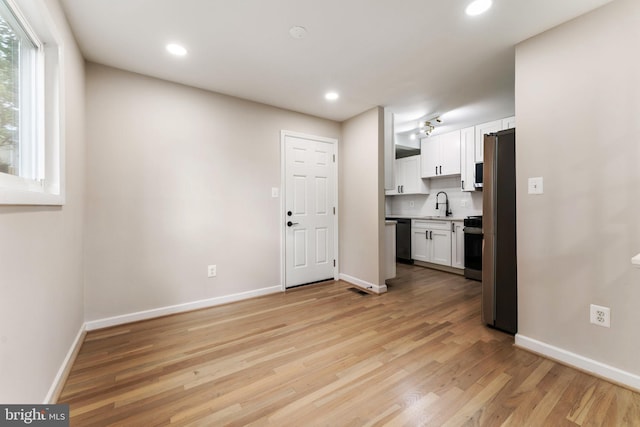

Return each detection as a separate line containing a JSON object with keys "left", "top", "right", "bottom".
{"left": 287, "top": 221, "right": 299, "bottom": 227}
{"left": 287, "top": 211, "right": 292, "bottom": 216}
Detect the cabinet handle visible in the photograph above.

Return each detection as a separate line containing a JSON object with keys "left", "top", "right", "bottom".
{"left": 425, "top": 230, "right": 428, "bottom": 239}
{"left": 401, "top": 185, "right": 404, "bottom": 193}
{"left": 461, "top": 180, "right": 464, "bottom": 190}
{"left": 430, "top": 231, "right": 433, "bottom": 240}
{"left": 439, "top": 166, "right": 442, "bottom": 175}
{"left": 435, "top": 166, "right": 437, "bottom": 175}
{"left": 452, "top": 223, "right": 455, "bottom": 232}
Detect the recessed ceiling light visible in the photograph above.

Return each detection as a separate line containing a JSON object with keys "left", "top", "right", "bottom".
{"left": 289, "top": 26, "right": 308, "bottom": 39}
{"left": 325, "top": 92, "right": 339, "bottom": 101}
{"left": 466, "top": 0, "right": 492, "bottom": 16}
{"left": 166, "top": 43, "right": 187, "bottom": 56}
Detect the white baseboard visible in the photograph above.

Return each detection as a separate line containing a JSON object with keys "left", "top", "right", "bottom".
{"left": 44, "top": 324, "right": 86, "bottom": 404}
{"left": 339, "top": 273, "right": 387, "bottom": 294}
{"left": 515, "top": 334, "right": 640, "bottom": 392}
{"left": 85, "top": 286, "right": 281, "bottom": 331}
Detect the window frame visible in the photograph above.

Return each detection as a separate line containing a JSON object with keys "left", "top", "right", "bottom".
{"left": 0, "top": 0, "right": 64, "bottom": 206}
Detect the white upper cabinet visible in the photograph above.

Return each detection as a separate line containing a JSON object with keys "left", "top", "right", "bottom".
{"left": 421, "top": 135, "right": 440, "bottom": 179}
{"left": 502, "top": 116, "right": 516, "bottom": 130}
{"left": 474, "top": 119, "right": 502, "bottom": 163}
{"left": 386, "top": 155, "right": 430, "bottom": 195}
{"left": 440, "top": 131, "right": 461, "bottom": 176}
{"left": 460, "top": 126, "right": 476, "bottom": 192}
{"left": 420, "top": 130, "right": 461, "bottom": 178}
{"left": 460, "top": 116, "right": 515, "bottom": 192}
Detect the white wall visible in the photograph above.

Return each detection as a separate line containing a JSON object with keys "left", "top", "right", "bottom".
{"left": 340, "top": 107, "right": 385, "bottom": 288}
{"left": 84, "top": 64, "right": 340, "bottom": 321}
{"left": 386, "top": 176, "right": 482, "bottom": 218}
{"left": 0, "top": 0, "right": 85, "bottom": 403}
{"left": 516, "top": 0, "right": 640, "bottom": 378}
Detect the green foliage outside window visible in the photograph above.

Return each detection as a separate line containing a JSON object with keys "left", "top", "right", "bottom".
{"left": 0, "top": 14, "right": 19, "bottom": 175}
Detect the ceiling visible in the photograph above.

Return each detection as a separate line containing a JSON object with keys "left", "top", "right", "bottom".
{"left": 59, "top": 0, "right": 612, "bottom": 134}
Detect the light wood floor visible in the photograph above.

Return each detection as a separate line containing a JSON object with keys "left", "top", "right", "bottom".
{"left": 60, "top": 264, "right": 640, "bottom": 426}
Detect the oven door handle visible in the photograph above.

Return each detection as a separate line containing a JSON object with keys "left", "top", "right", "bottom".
{"left": 463, "top": 227, "right": 483, "bottom": 235}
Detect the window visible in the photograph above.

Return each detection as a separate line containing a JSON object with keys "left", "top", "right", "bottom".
{"left": 0, "top": 0, "right": 63, "bottom": 205}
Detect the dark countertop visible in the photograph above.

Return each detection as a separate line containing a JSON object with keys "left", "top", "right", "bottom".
{"left": 385, "top": 215, "right": 467, "bottom": 221}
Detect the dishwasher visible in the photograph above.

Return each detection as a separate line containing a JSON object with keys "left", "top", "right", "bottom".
{"left": 392, "top": 218, "right": 413, "bottom": 264}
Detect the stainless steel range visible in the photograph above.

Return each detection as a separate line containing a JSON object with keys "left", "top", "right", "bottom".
{"left": 463, "top": 215, "right": 482, "bottom": 281}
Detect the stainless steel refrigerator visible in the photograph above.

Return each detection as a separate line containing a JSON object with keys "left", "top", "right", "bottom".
{"left": 482, "top": 128, "right": 517, "bottom": 334}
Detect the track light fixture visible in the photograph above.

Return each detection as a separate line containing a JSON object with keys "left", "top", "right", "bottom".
{"left": 418, "top": 116, "right": 442, "bottom": 137}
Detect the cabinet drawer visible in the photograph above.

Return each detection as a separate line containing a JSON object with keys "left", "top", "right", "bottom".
{"left": 412, "top": 220, "right": 451, "bottom": 230}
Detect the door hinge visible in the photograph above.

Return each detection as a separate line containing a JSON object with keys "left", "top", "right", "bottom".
{"left": 333, "top": 206, "right": 336, "bottom": 215}
{"left": 333, "top": 259, "right": 336, "bottom": 267}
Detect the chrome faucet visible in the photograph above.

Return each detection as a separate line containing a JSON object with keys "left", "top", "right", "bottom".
{"left": 435, "top": 191, "right": 452, "bottom": 217}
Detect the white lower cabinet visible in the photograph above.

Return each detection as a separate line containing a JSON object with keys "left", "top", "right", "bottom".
{"left": 430, "top": 228, "right": 452, "bottom": 265}
{"left": 412, "top": 226, "right": 429, "bottom": 262}
{"left": 451, "top": 221, "right": 464, "bottom": 269}
{"left": 411, "top": 220, "right": 452, "bottom": 267}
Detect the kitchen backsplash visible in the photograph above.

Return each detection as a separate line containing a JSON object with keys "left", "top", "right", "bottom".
{"left": 386, "top": 176, "right": 482, "bottom": 218}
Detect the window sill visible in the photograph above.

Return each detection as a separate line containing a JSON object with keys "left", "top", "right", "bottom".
{"left": 0, "top": 188, "right": 64, "bottom": 206}
{"left": 0, "top": 174, "right": 64, "bottom": 205}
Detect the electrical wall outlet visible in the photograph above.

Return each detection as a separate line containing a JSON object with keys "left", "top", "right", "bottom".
{"left": 590, "top": 304, "right": 610, "bottom": 328}
{"left": 207, "top": 265, "right": 217, "bottom": 278}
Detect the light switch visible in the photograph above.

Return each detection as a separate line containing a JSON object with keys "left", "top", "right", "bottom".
{"left": 528, "top": 177, "right": 544, "bottom": 195}
{"left": 271, "top": 187, "right": 279, "bottom": 198}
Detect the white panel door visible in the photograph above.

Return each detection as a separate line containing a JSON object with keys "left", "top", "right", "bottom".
{"left": 285, "top": 135, "right": 336, "bottom": 288}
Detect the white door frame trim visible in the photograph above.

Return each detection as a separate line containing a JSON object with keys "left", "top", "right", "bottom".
{"left": 280, "top": 130, "right": 339, "bottom": 291}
